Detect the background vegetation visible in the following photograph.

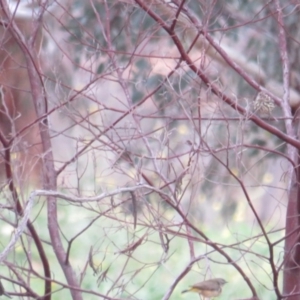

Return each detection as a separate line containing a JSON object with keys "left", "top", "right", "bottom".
{"left": 0, "top": 1, "right": 299, "bottom": 299}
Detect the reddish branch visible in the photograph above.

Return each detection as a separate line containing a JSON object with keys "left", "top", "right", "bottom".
{"left": 134, "top": 1, "right": 300, "bottom": 151}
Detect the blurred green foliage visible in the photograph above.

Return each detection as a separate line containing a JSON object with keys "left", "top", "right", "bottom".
{"left": 0, "top": 196, "right": 284, "bottom": 299}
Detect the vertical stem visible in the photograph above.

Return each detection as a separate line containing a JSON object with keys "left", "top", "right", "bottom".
{"left": 24, "top": 43, "right": 83, "bottom": 300}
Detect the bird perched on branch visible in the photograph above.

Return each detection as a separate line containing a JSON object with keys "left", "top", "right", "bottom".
{"left": 182, "top": 277, "right": 227, "bottom": 299}
{"left": 253, "top": 92, "right": 275, "bottom": 115}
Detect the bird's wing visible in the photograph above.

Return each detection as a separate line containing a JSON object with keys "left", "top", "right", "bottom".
{"left": 192, "top": 280, "right": 218, "bottom": 291}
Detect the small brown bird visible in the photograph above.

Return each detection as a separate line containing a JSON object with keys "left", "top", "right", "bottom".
{"left": 253, "top": 92, "right": 275, "bottom": 115}
{"left": 182, "top": 277, "right": 227, "bottom": 299}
